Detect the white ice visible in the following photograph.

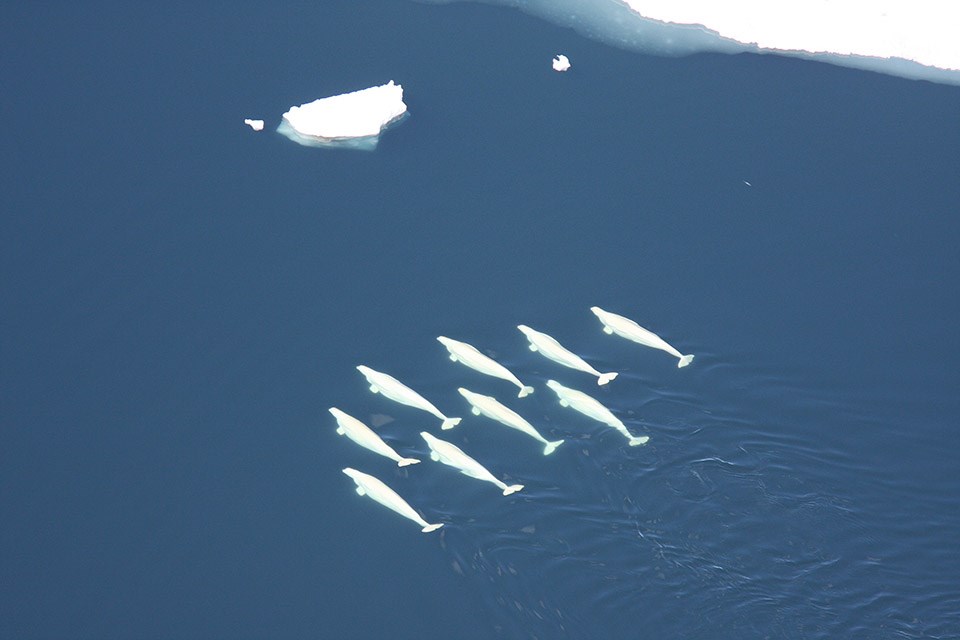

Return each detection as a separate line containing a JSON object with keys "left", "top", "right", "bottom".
{"left": 553, "top": 54, "right": 571, "bottom": 72}
{"left": 624, "top": 0, "right": 959, "bottom": 74}
{"left": 419, "top": 0, "right": 960, "bottom": 85}
{"left": 243, "top": 118, "right": 265, "bottom": 132}
{"left": 277, "top": 81, "right": 408, "bottom": 150}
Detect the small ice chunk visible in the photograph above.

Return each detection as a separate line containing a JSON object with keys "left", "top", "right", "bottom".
{"left": 243, "top": 118, "right": 265, "bottom": 131}
{"left": 277, "top": 81, "right": 408, "bottom": 150}
{"left": 552, "top": 54, "right": 571, "bottom": 72}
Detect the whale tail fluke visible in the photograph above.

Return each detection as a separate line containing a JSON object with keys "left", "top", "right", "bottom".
{"left": 543, "top": 439, "right": 565, "bottom": 456}
{"left": 441, "top": 417, "right": 461, "bottom": 430}
{"left": 598, "top": 372, "right": 618, "bottom": 385}
{"left": 503, "top": 484, "right": 524, "bottom": 496}
{"left": 678, "top": 354, "right": 695, "bottom": 368}
{"left": 629, "top": 435, "right": 650, "bottom": 447}
{"left": 421, "top": 523, "right": 444, "bottom": 533}
{"left": 398, "top": 458, "right": 421, "bottom": 467}
{"left": 518, "top": 385, "right": 535, "bottom": 398}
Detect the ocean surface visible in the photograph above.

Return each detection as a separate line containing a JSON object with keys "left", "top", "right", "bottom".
{"left": 2, "top": 2, "right": 959, "bottom": 638}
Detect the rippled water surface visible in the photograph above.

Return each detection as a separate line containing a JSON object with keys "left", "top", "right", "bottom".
{"left": 2, "top": 1, "right": 958, "bottom": 638}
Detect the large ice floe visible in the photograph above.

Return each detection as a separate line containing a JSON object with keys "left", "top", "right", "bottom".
{"left": 277, "top": 81, "right": 408, "bottom": 150}
{"left": 419, "top": 0, "right": 960, "bottom": 85}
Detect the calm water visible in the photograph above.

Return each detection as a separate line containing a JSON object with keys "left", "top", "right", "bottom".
{"left": 2, "top": 2, "right": 959, "bottom": 638}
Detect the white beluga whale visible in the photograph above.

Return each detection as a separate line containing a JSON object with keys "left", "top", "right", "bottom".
{"left": 546, "top": 380, "right": 649, "bottom": 447}
{"left": 590, "top": 306, "right": 694, "bottom": 368}
{"left": 457, "top": 387, "right": 564, "bottom": 455}
{"left": 357, "top": 365, "right": 462, "bottom": 430}
{"left": 420, "top": 432, "right": 524, "bottom": 496}
{"left": 342, "top": 467, "right": 443, "bottom": 533}
{"left": 437, "top": 336, "right": 534, "bottom": 398}
{"left": 517, "top": 324, "right": 618, "bottom": 385}
{"left": 329, "top": 407, "right": 420, "bottom": 467}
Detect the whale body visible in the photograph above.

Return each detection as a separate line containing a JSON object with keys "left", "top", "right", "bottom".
{"left": 329, "top": 407, "right": 420, "bottom": 467}
{"left": 590, "top": 306, "right": 694, "bottom": 368}
{"left": 438, "top": 336, "right": 534, "bottom": 398}
{"left": 457, "top": 387, "right": 564, "bottom": 455}
{"left": 342, "top": 467, "right": 443, "bottom": 533}
{"left": 546, "top": 380, "right": 649, "bottom": 446}
{"left": 420, "top": 432, "right": 523, "bottom": 496}
{"left": 517, "top": 324, "right": 618, "bottom": 385}
{"left": 357, "top": 365, "right": 462, "bottom": 430}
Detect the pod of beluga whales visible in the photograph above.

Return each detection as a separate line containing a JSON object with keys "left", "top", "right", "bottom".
{"left": 334, "top": 307, "right": 695, "bottom": 533}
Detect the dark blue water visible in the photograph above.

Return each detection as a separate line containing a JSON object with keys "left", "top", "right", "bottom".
{"left": 2, "top": 2, "right": 959, "bottom": 638}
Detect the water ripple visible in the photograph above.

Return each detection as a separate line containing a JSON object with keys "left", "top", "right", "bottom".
{"left": 427, "top": 355, "right": 960, "bottom": 638}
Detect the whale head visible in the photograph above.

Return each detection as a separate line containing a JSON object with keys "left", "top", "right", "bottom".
{"left": 589, "top": 306, "right": 606, "bottom": 318}
{"left": 517, "top": 324, "right": 533, "bottom": 337}
{"left": 328, "top": 407, "right": 345, "bottom": 419}
{"left": 356, "top": 365, "right": 371, "bottom": 376}
{"left": 342, "top": 467, "right": 361, "bottom": 481}
{"left": 419, "top": 431, "right": 437, "bottom": 445}
{"left": 437, "top": 336, "right": 452, "bottom": 347}
{"left": 546, "top": 380, "right": 563, "bottom": 392}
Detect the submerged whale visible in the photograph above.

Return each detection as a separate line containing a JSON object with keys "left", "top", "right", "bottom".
{"left": 438, "top": 336, "right": 534, "bottom": 398}
{"left": 590, "top": 306, "right": 694, "bottom": 368}
{"left": 517, "top": 324, "right": 618, "bottom": 385}
{"left": 357, "top": 365, "right": 462, "bottom": 430}
{"left": 420, "top": 432, "right": 524, "bottom": 496}
{"left": 546, "top": 380, "right": 649, "bottom": 446}
{"left": 457, "top": 387, "right": 564, "bottom": 455}
{"left": 329, "top": 407, "right": 420, "bottom": 467}
{"left": 342, "top": 467, "right": 443, "bottom": 533}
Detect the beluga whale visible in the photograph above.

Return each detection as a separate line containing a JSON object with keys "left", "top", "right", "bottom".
{"left": 342, "top": 467, "right": 443, "bottom": 533}
{"left": 329, "top": 407, "right": 420, "bottom": 467}
{"left": 437, "top": 336, "right": 534, "bottom": 398}
{"left": 457, "top": 387, "right": 564, "bottom": 455}
{"left": 357, "top": 365, "right": 462, "bottom": 430}
{"left": 420, "top": 432, "right": 524, "bottom": 496}
{"left": 590, "top": 306, "right": 694, "bottom": 368}
{"left": 546, "top": 380, "right": 649, "bottom": 447}
{"left": 517, "top": 324, "right": 618, "bottom": 385}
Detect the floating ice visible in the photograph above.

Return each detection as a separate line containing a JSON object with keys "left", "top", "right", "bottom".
{"left": 418, "top": 0, "right": 960, "bottom": 85}
{"left": 277, "top": 81, "right": 408, "bottom": 150}
{"left": 553, "top": 54, "right": 571, "bottom": 72}
{"left": 243, "top": 118, "right": 265, "bottom": 132}
{"left": 624, "top": 0, "right": 960, "bottom": 82}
